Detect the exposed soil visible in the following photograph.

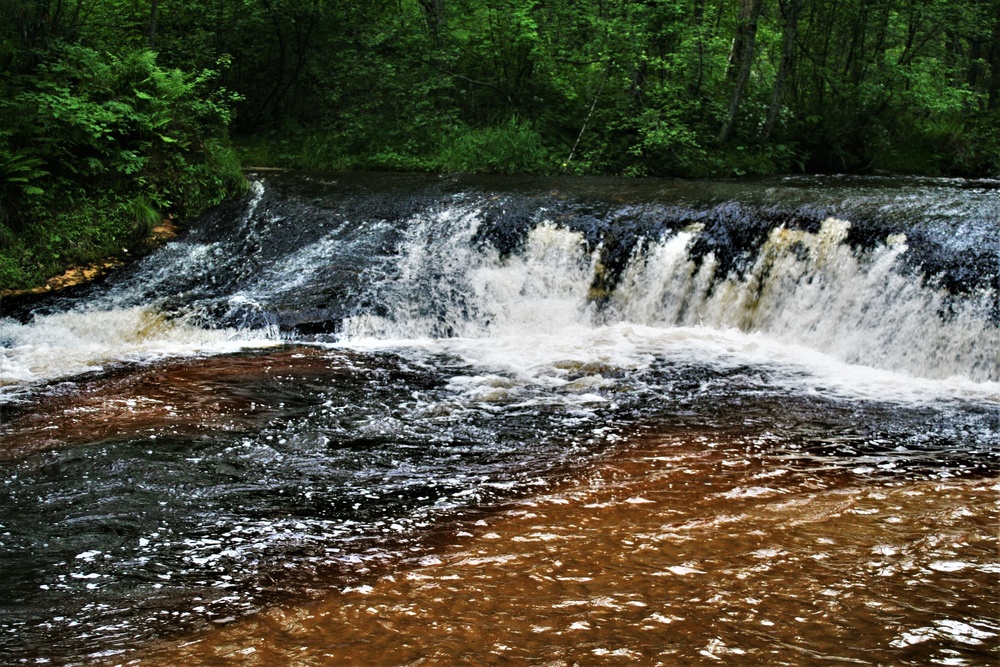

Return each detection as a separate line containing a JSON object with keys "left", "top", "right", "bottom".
{"left": 0, "top": 218, "right": 179, "bottom": 299}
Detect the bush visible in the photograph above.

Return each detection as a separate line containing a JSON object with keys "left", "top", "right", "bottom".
{"left": 0, "top": 44, "right": 245, "bottom": 291}
{"left": 234, "top": 118, "right": 555, "bottom": 176}
{"left": 950, "top": 110, "right": 1000, "bottom": 177}
{"left": 437, "top": 118, "right": 552, "bottom": 174}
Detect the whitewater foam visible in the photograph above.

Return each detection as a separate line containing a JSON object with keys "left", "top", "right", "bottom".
{"left": 0, "top": 306, "right": 279, "bottom": 402}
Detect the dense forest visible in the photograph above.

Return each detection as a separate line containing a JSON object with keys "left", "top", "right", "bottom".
{"left": 2, "top": 0, "right": 999, "bottom": 289}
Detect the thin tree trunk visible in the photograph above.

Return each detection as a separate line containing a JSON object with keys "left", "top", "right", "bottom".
{"left": 418, "top": 0, "right": 445, "bottom": 38}
{"left": 719, "top": 0, "right": 763, "bottom": 143}
{"left": 990, "top": 9, "right": 1000, "bottom": 109}
{"left": 726, "top": 0, "right": 759, "bottom": 80}
{"left": 147, "top": 0, "right": 159, "bottom": 49}
{"left": 762, "top": 0, "right": 804, "bottom": 141}
{"left": 690, "top": 0, "right": 708, "bottom": 97}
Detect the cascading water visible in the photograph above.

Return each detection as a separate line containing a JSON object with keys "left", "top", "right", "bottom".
{"left": 0, "top": 172, "right": 997, "bottom": 665}
{"left": 3, "top": 173, "right": 998, "bottom": 388}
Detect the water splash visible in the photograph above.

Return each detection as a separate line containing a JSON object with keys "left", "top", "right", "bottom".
{"left": 0, "top": 307, "right": 277, "bottom": 402}
{"left": 611, "top": 218, "right": 998, "bottom": 381}
{"left": 2, "top": 174, "right": 997, "bottom": 399}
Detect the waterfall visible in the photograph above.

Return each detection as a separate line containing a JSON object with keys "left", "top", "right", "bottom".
{"left": 609, "top": 218, "right": 997, "bottom": 381}
{"left": 2, "top": 173, "right": 997, "bottom": 401}
{"left": 338, "top": 196, "right": 996, "bottom": 383}
{"left": 1, "top": 173, "right": 997, "bottom": 665}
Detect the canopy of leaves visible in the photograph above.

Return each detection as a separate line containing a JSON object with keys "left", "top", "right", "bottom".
{"left": 152, "top": 0, "right": 998, "bottom": 178}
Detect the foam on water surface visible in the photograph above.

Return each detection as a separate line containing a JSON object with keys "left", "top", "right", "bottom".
{"left": 0, "top": 173, "right": 996, "bottom": 664}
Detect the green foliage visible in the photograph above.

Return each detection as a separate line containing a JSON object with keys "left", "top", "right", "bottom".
{"left": 127, "top": 196, "right": 161, "bottom": 239}
{"left": 0, "top": 197, "right": 132, "bottom": 289}
{"left": 60, "top": 0, "right": 996, "bottom": 180}
{"left": 3, "top": 0, "right": 1000, "bottom": 291}
{"left": 0, "top": 145, "right": 49, "bottom": 231}
{"left": 0, "top": 42, "right": 244, "bottom": 290}
{"left": 950, "top": 110, "right": 1000, "bottom": 176}
{"left": 438, "top": 119, "right": 552, "bottom": 174}
{"left": 625, "top": 105, "right": 709, "bottom": 177}
{"left": 235, "top": 119, "right": 553, "bottom": 175}
{"left": 0, "top": 150, "right": 48, "bottom": 199}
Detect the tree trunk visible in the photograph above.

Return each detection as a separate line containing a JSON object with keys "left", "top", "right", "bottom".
{"left": 989, "top": 7, "right": 1000, "bottom": 110}
{"left": 690, "top": 0, "right": 709, "bottom": 97}
{"left": 419, "top": 0, "right": 445, "bottom": 38}
{"left": 762, "top": 0, "right": 804, "bottom": 141}
{"left": 147, "top": 0, "right": 159, "bottom": 49}
{"left": 726, "top": 0, "right": 759, "bottom": 81}
{"left": 693, "top": 0, "right": 706, "bottom": 24}
{"left": 719, "top": 0, "right": 763, "bottom": 143}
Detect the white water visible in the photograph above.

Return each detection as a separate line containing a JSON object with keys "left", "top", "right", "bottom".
{"left": 0, "top": 307, "right": 279, "bottom": 401}
{"left": 2, "top": 191, "right": 997, "bottom": 405}
{"left": 612, "top": 218, "right": 997, "bottom": 382}
{"left": 340, "top": 207, "right": 998, "bottom": 405}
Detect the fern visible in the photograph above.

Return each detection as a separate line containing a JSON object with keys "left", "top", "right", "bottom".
{"left": 0, "top": 150, "right": 48, "bottom": 198}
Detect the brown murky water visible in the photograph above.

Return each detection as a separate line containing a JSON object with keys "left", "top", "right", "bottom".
{"left": 0, "top": 347, "right": 340, "bottom": 459}
{"left": 120, "top": 431, "right": 998, "bottom": 667}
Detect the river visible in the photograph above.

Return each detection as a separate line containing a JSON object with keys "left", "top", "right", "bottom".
{"left": 0, "top": 173, "right": 997, "bottom": 665}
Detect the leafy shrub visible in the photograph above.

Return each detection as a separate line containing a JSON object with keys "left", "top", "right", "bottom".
{"left": 0, "top": 143, "right": 49, "bottom": 233}
{"left": 438, "top": 118, "right": 552, "bottom": 174}
{"left": 0, "top": 44, "right": 244, "bottom": 290}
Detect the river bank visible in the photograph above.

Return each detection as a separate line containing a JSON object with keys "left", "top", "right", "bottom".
{"left": 0, "top": 219, "right": 180, "bottom": 300}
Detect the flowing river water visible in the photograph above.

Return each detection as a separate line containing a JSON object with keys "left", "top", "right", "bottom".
{"left": 0, "top": 173, "right": 997, "bottom": 665}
